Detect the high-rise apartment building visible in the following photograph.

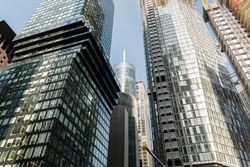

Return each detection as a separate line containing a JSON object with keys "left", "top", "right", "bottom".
{"left": 140, "top": 0, "right": 250, "bottom": 166}
{"left": 136, "top": 81, "right": 153, "bottom": 167}
{"left": 112, "top": 56, "right": 139, "bottom": 167}
{"left": 0, "top": 0, "right": 120, "bottom": 166}
{"left": 0, "top": 21, "right": 15, "bottom": 69}
{"left": 202, "top": 0, "right": 250, "bottom": 96}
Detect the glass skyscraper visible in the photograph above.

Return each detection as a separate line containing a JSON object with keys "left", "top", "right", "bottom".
{"left": 140, "top": 0, "right": 250, "bottom": 166}
{"left": 0, "top": 0, "right": 119, "bottom": 166}
{"left": 113, "top": 57, "right": 139, "bottom": 167}
{"left": 113, "top": 56, "right": 136, "bottom": 96}
{"left": 15, "top": 0, "right": 114, "bottom": 58}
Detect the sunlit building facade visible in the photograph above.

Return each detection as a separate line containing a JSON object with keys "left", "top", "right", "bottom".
{"left": 0, "top": 0, "right": 119, "bottom": 166}
{"left": 141, "top": 0, "right": 250, "bottom": 166}
{"left": 203, "top": 0, "right": 250, "bottom": 96}
{"left": 136, "top": 81, "right": 153, "bottom": 167}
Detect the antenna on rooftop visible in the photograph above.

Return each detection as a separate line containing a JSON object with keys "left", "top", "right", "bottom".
{"left": 123, "top": 49, "right": 126, "bottom": 62}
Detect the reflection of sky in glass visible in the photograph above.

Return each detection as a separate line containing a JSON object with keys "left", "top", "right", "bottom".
{"left": 16, "top": 0, "right": 114, "bottom": 57}
{"left": 114, "top": 61, "right": 136, "bottom": 96}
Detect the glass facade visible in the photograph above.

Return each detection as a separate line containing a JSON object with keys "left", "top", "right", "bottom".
{"left": 0, "top": 50, "right": 114, "bottom": 166}
{"left": 118, "top": 92, "right": 139, "bottom": 167}
{"left": 0, "top": 0, "right": 119, "bottom": 166}
{"left": 16, "top": 0, "right": 114, "bottom": 58}
{"left": 113, "top": 59, "right": 139, "bottom": 167}
{"left": 203, "top": 1, "right": 250, "bottom": 98}
{"left": 141, "top": 0, "right": 250, "bottom": 166}
{"left": 113, "top": 60, "right": 136, "bottom": 96}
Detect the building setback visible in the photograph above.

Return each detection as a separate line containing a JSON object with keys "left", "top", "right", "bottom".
{"left": 0, "top": 21, "right": 15, "bottom": 69}
{"left": 0, "top": 0, "right": 120, "bottom": 166}
{"left": 140, "top": 0, "right": 250, "bottom": 166}
{"left": 136, "top": 81, "right": 153, "bottom": 167}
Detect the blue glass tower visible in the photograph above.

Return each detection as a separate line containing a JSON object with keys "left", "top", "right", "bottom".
{"left": 16, "top": 0, "right": 114, "bottom": 58}
{"left": 0, "top": 0, "right": 119, "bottom": 166}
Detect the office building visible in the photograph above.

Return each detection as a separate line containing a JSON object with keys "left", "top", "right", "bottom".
{"left": 113, "top": 52, "right": 136, "bottom": 96}
{"left": 111, "top": 56, "right": 139, "bottom": 167}
{"left": 0, "top": 0, "right": 119, "bottom": 166}
{"left": 0, "top": 21, "right": 15, "bottom": 69}
{"left": 202, "top": 0, "right": 250, "bottom": 96}
{"left": 107, "top": 105, "right": 128, "bottom": 167}
{"left": 136, "top": 81, "right": 153, "bottom": 167}
{"left": 118, "top": 92, "right": 139, "bottom": 167}
{"left": 140, "top": 0, "right": 250, "bottom": 166}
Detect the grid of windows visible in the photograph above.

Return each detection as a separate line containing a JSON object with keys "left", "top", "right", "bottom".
{"left": 0, "top": 48, "right": 113, "bottom": 167}
{"left": 206, "top": 4, "right": 250, "bottom": 95}
{"left": 141, "top": 0, "right": 250, "bottom": 166}
{"left": 136, "top": 81, "right": 153, "bottom": 167}
{"left": 16, "top": 0, "right": 114, "bottom": 58}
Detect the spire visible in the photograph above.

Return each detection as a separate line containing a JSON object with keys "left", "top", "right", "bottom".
{"left": 123, "top": 49, "right": 126, "bottom": 62}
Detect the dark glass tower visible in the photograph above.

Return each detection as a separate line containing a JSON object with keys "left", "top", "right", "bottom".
{"left": 0, "top": 0, "right": 119, "bottom": 166}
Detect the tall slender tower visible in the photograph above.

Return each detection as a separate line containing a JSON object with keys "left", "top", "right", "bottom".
{"left": 0, "top": 0, "right": 119, "bottom": 166}
{"left": 141, "top": 0, "right": 250, "bottom": 166}
{"left": 113, "top": 54, "right": 139, "bottom": 167}
{"left": 113, "top": 51, "right": 136, "bottom": 96}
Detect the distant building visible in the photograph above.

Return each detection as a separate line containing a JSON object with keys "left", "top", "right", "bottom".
{"left": 108, "top": 105, "right": 128, "bottom": 167}
{"left": 118, "top": 92, "right": 139, "bottom": 167}
{"left": 113, "top": 51, "right": 136, "bottom": 96}
{"left": 136, "top": 81, "right": 153, "bottom": 167}
{"left": 0, "top": 21, "right": 15, "bottom": 69}
{"left": 110, "top": 53, "right": 139, "bottom": 167}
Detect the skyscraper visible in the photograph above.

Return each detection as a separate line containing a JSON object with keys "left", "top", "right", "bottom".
{"left": 136, "top": 81, "right": 153, "bottom": 167}
{"left": 107, "top": 105, "right": 129, "bottom": 167}
{"left": 0, "top": 0, "right": 119, "bottom": 166}
{"left": 0, "top": 21, "right": 15, "bottom": 69}
{"left": 141, "top": 0, "right": 250, "bottom": 166}
{"left": 202, "top": 0, "right": 250, "bottom": 96}
{"left": 113, "top": 51, "right": 136, "bottom": 96}
{"left": 111, "top": 55, "right": 139, "bottom": 167}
